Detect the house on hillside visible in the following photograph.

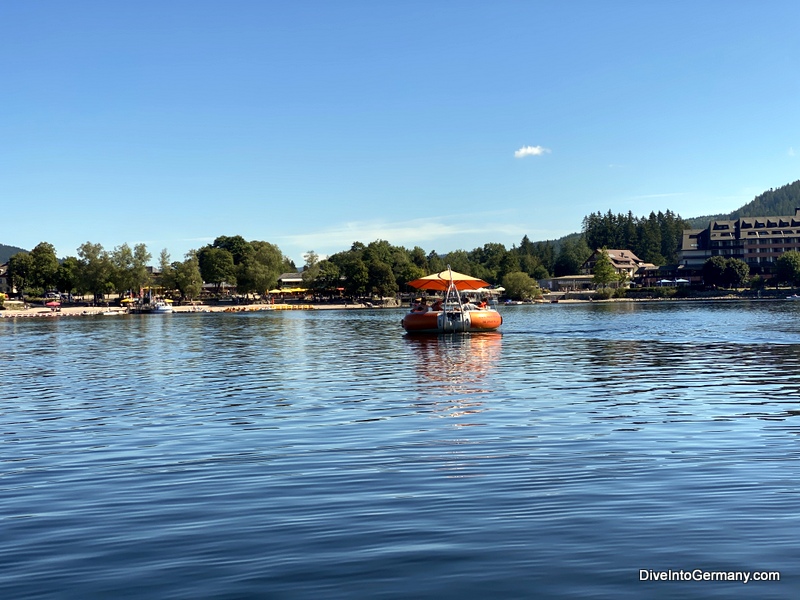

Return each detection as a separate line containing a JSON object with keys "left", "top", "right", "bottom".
{"left": 580, "top": 249, "right": 654, "bottom": 285}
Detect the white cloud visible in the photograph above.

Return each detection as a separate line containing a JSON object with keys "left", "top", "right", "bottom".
{"left": 514, "top": 145, "right": 551, "bottom": 158}
{"left": 790, "top": 147, "right": 796, "bottom": 157}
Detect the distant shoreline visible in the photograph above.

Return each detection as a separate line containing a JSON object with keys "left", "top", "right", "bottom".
{"left": 0, "top": 301, "right": 372, "bottom": 318}
{"left": 3, "top": 293, "right": 795, "bottom": 318}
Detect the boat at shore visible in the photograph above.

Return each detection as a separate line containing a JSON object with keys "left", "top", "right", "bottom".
{"left": 148, "top": 300, "right": 173, "bottom": 313}
{"left": 129, "top": 299, "right": 174, "bottom": 314}
{"left": 401, "top": 267, "right": 503, "bottom": 334}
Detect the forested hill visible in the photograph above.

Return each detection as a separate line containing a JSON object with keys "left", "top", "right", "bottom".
{"left": 686, "top": 179, "right": 800, "bottom": 228}
{"left": 0, "top": 244, "right": 27, "bottom": 263}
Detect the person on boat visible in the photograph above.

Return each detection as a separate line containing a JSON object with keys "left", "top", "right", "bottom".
{"left": 431, "top": 299, "right": 443, "bottom": 311}
{"left": 478, "top": 297, "right": 488, "bottom": 309}
{"left": 462, "top": 298, "right": 478, "bottom": 311}
{"left": 412, "top": 298, "right": 430, "bottom": 313}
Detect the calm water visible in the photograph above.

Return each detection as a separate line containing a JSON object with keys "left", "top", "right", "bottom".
{"left": 2, "top": 301, "right": 800, "bottom": 599}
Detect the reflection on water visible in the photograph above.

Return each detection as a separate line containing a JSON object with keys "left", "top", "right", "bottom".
{"left": 1, "top": 303, "right": 799, "bottom": 599}
{"left": 404, "top": 333, "right": 502, "bottom": 424}
{"left": 406, "top": 333, "right": 501, "bottom": 390}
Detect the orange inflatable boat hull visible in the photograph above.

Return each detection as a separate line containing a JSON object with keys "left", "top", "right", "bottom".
{"left": 401, "top": 310, "right": 502, "bottom": 333}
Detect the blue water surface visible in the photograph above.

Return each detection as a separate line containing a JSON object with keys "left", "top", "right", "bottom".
{"left": 2, "top": 301, "right": 800, "bottom": 599}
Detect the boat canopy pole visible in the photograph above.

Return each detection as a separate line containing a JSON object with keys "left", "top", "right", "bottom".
{"left": 441, "top": 265, "right": 468, "bottom": 332}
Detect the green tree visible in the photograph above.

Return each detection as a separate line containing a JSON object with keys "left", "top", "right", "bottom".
{"left": 241, "top": 240, "right": 285, "bottom": 295}
{"left": 363, "top": 240, "right": 394, "bottom": 267}
{"left": 592, "top": 248, "right": 617, "bottom": 288}
{"left": 212, "top": 235, "right": 252, "bottom": 265}
{"left": 502, "top": 271, "right": 540, "bottom": 300}
{"left": 553, "top": 237, "right": 590, "bottom": 277}
{"left": 198, "top": 246, "right": 236, "bottom": 292}
{"left": 238, "top": 254, "right": 274, "bottom": 297}
{"left": 29, "top": 242, "right": 59, "bottom": 291}
{"left": 110, "top": 243, "right": 135, "bottom": 293}
{"left": 77, "top": 242, "right": 114, "bottom": 300}
{"left": 132, "top": 244, "right": 152, "bottom": 292}
{"left": 531, "top": 264, "right": 550, "bottom": 280}
{"left": 333, "top": 254, "right": 368, "bottom": 297}
{"left": 159, "top": 249, "right": 176, "bottom": 293}
{"left": 109, "top": 243, "right": 151, "bottom": 295}
{"left": 303, "top": 250, "right": 319, "bottom": 269}
{"left": 776, "top": 250, "right": 800, "bottom": 286}
{"left": 443, "top": 249, "right": 471, "bottom": 274}
{"left": 519, "top": 253, "right": 546, "bottom": 279}
{"left": 409, "top": 246, "right": 428, "bottom": 271}
{"left": 308, "top": 259, "right": 342, "bottom": 292}
{"left": 722, "top": 258, "right": 750, "bottom": 289}
{"left": 7, "top": 251, "right": 33, "bottom": 297}
{"left": 427, "top": 251, "right": 445, "bottom": 273}
{"left": 702, "top": 256, "right": 728, "bottom": 288}
{"left": 301, "top": 250, "right": 321, "bottom": 289}
{"left": 638, "top": 213, "right": 666, "bottom": 265}
{"left": 56, "top": 256, "right": 81, "bottom": 295}
{"left": 174, "top": 252, "right": 203, "bottom": 300}
{"left": 750, "top": 275, "right": 767, "bottom": 291}
{"left": 497, "top": 251, "right": 520, "bottom": 282}
{"left": 394, "top": 261, "right": 426, "bottom": 288}
{"left": 470, "top": 243, "right": 508, "bottom": 281}
{"left": 367, "top": 260, "right": 398, "bottom": 298}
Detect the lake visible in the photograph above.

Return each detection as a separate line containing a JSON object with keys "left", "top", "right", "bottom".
{"left": 2, "top": 301, "right": 799, "bottom": 598}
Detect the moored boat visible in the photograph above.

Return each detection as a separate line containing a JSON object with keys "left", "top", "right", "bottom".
{"left": 148, "top": 300, "right": 173, "bottom": 313}
{"left": 130, "top": 299, "right": 174, "bottom": 313}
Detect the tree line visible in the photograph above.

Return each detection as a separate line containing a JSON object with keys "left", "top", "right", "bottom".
{"left": 582, "top": 209, "right": 687, "bottom": 265}
{"left": 6, "top": 236, "right": 296, "bottom": 302}
{"left": 6, "top": 207, "right": 695, "bottom": 302}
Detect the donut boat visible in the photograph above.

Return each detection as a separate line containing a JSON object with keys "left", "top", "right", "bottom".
{"left": 401, "top": 308, "right": 502, "bottom": 333}
{"left": 402, "top": 266, "right": 504, "bottom": 334}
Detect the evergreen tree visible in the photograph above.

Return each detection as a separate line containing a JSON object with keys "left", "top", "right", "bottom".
{"left": 592, "top": 248, "right": 616, "bottom": 288}
{"left": 159, "top": 249, "right": 176, "bottom": 293}
{"left": 554, "top": 238, "right": 590, "bottom": 277}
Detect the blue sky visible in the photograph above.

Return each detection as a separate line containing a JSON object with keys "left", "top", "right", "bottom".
{"left": 2, "top": 1, "right": 799, "bottom": 266}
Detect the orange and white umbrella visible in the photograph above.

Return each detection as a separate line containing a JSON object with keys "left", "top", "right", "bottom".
{"left": 406, "top": 269, "right": 489, "bottom": 291}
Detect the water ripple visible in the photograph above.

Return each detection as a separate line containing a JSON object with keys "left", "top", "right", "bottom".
{"left": 1, "top": 303, "right": 798, "bottom": 599}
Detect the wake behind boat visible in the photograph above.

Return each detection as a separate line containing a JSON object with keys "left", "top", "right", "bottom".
{"left": 401, "top": 267, "right": 503, "bottom": 333}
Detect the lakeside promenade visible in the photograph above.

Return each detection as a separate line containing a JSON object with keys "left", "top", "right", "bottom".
{"left": 0, "top": 301, "right": 371, "bottom": 318}
{"left": 3, "top": 292, "right": 792, "bottom": 318}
